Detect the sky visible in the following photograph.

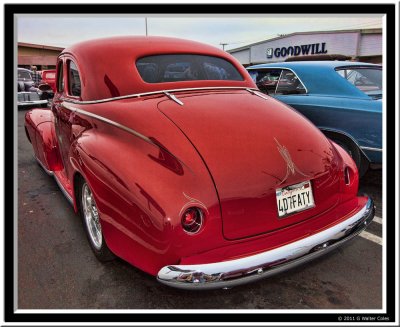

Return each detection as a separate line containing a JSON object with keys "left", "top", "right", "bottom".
{"left": 17, "top": 14, "right": 383, "bottom": 51}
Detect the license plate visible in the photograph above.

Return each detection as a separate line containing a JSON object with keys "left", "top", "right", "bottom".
{"left": 276, "top": 181, "right": 315, "bottom": 218}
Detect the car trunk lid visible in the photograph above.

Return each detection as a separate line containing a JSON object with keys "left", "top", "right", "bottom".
{"left": 158, "top": 90, "right": 341, "bottom": 240}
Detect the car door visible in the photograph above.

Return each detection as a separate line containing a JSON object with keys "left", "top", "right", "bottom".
{"left": 52, "top": 57, "right": 82, "bottom": 179}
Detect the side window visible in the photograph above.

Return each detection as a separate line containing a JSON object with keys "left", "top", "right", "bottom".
{"left": 252, "top": 69, "right": 282, "bottom": 95}
{"left": 275, "top": 69, "right": 306, "bottom": 95}
{"left": 68, "top": 60, "right": 81, "bottom": 97}
{"left": 57, "top": 61, "right": 64, "bottom": 92}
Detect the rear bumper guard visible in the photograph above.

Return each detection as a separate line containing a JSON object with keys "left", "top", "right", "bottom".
{"left": 157, "top": 198, "right": 374, "bottom": 290}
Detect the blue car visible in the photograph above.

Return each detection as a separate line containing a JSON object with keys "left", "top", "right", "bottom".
{"left": 247, "top": 61, "right": 382, "bottom": 176}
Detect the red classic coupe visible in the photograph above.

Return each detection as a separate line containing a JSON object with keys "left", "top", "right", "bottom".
{"left": 24, "top": 36, "right": 374, "bottom": 290}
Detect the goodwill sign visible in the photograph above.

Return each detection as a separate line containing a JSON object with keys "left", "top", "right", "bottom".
{"left": 266, "top": 42, "right": 328, "bottom": 58}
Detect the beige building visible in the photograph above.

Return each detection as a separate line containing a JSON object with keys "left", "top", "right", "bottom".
{"left": 18, "top": 42, "right": 64, "bottom": 70}
{"left": 228, "top": 28, "right": 382, "bottom": 66}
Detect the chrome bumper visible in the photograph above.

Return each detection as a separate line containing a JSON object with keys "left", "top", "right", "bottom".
{"left": 157, "top": 198, "right": 374, "bottom": 290}
{"left": 18, "top": 100, "right": 48, "bottom": 107}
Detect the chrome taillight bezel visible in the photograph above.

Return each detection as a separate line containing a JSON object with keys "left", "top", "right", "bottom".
{"left": 181, "top": 207, "right": 204, "bottom": 234}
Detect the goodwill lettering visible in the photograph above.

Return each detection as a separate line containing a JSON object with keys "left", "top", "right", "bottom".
{"left": 273, "top": 43, "right": 328, "bottom": 58}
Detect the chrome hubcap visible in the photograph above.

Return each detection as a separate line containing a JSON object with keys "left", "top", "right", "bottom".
{"left": 82, "top": 183, "right": 102, "bottom": 250}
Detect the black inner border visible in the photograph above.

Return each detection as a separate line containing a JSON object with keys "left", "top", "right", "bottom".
{"left": 4, "top": 3, "right": 396, "bottom": 324}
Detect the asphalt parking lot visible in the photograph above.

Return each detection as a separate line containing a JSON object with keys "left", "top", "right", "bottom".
{"left": 17, "top": 108, "right": 383, "bottom": 310}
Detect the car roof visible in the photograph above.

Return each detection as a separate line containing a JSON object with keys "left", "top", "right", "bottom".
{"left": 247, "top": 61, "right": 381, "bottom": 97}
{"left": 18, "top": 68, "right": 33, "bottom": 73}
{"left": 248, "top": 61, "right": 381, "bottom": 70}
{"left": 61, "top": 36, "right": 255, "bottom": 101}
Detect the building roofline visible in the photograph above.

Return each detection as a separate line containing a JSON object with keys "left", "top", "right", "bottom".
{"left": 227, "top": 27, "right": 382, "bottom": 53}
{"left": 18, "top": 42, "right": 65, "bottom": 51}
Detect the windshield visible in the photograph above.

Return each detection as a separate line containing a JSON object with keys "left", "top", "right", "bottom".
{"left": 336, "top": 67, "right": 382, "bottom": 98}
{"left": 18, "top": 70, "right": 32, "bottom": 81}
{"left": 136, "top": 54, "right": 243, "bottom": 83}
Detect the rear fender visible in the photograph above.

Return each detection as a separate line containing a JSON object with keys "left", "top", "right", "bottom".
{"left": 68, "top": 124, "right": 221, "bottom": 276}
{"left": 24, "top": 109, "right": 63, "bottom": 172}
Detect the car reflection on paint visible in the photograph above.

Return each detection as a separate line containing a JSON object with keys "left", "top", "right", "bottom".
{"left": 247, "top": 61, "right": 382, "bottom": 176}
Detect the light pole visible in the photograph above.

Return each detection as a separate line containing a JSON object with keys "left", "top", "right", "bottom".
{"left": 145, "top": 17, "right": 148, "bottom": 36}
{"left": 220, "top": 42, "right": 228, "bottom": 51}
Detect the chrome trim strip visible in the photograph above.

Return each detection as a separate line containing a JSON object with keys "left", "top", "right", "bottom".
{"left": 275, "top": 69, "right": 284, "bottom": 94}
{"left": 62, "top": 86, "right": 256, "bottom": 105}
{"left": 61, "top": 102, "right": 155, "bottom": 146}
{"left": 61, "top": 102, "right": 191, "bottom": 172}
{"left": 35, "top": 156, "right": 73, "bottom": 205}
{"left": 35, "top": 156, "right": 53, "bottom": 176}
{"left": 360, "top": 146, "right": 382, "bottom": 152}
{"left": 54, "top": 174, "right": 74, "bottom": 205}
{"left": 164, "top": 91, "right": 184, "bottom": 106}
{"left": 246, "top": 88, "right": 269, "bottom": 100}
{"left": 157, "top": 198, "right": 374, "bottom": 290}
{"left": 18, "top": 100, "right": 48, "bottom": 106}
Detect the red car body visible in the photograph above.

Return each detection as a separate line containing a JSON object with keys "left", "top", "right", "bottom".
{"left": 42, "top": 69, "right": 56, "bottom": 93}
{"left": 24, "top": 36, "right": 374, "bottom": 290}
{"left": 40, "top": 69, "right": 57, "bottom": 92}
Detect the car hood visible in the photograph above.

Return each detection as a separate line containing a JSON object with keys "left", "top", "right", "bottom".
{"left": 158, "top": 90, "right": 341, "bottom": 240}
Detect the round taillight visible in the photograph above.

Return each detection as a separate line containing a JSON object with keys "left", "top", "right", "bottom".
{"left": 181, "top": 207, "right": 203, "bottom": 234}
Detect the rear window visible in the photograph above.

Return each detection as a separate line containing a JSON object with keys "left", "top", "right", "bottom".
{"left": 136, "top": 54, "right": 243, "bottom": 83}
{"left": 336, "top": 67, "right": 382, "bottom": 98}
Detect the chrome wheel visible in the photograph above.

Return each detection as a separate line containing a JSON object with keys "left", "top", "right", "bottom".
{"left": 82, "top": 183, "right": 102, "bottom": 250}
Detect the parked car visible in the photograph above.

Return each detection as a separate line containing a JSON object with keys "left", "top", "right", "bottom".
{"left": 25, "top": 36, "right": 374, "bottom": 290}
{"left": 17, "top": 68, "right": 49, "bottom": 108}
{"left": 247, "top": 61, "right": 382, "bottom": 176}
{"left": 41, "top": 69, "right": 57, "bottom": 93}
